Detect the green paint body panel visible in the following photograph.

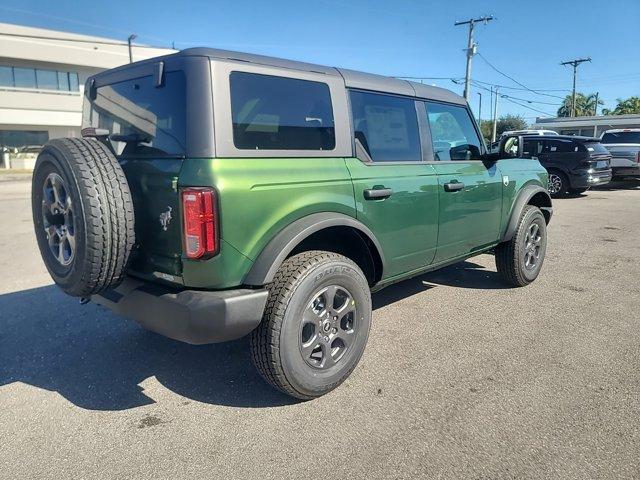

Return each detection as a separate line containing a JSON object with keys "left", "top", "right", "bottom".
{"left": 124, "top": 154, "right": 548, "bottom": 291}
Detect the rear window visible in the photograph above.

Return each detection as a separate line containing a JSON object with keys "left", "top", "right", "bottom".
{"left": 601, "top": 131, "right": 640, "bottom": 144}
{"left": 584, "top": 142, "right": 610, "bottom": 154}
{"left": 230, "top": 72, "right": 335, "bottom": 151}
{"left": 84, "top": 71, "right": 187, "bottom": 157}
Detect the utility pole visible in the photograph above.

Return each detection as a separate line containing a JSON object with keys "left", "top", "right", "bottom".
{"left": 593, "top": 92, "right": 599, "bottom": 116}
{"left": 492, "top": 87, "right": 499, "bottom": 143}
{"left": 128, "top": 34, "right": 138, "bottom": 63}
{"left": 454, "top": 15, "right": 494, "bottom": 101}
{"left": 560, "top": 57, "right": 591, "bottom": 117}
{"left": 477, "top": 91, "right": 482, "bottom": 125}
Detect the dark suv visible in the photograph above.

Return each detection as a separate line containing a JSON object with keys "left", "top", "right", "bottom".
{"left": 503, "top": 135, "right": 612, "bottom": 196}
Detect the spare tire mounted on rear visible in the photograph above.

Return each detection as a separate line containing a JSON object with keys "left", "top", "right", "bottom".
{"left": 32, "top": 138, "right": 135, "bottom": 297}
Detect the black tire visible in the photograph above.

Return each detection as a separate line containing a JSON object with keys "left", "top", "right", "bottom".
{"left": 547, "top": 170, "right": 569, "bottom": 197}
{"left": 250, "top": 251, "right": 372, "bottom": 400}
{"left": 31, "top": 138, "right": 135, "bottom": 297}
{"left": 495, "top": 205, "right": 547, "bottom": 287}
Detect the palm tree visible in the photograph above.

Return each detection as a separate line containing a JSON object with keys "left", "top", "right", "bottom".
{"left": 602, "top": 97, "right": 640, "bottom": 115}
{"left": 557, "top": 93, "right": 603, "bottom": 117}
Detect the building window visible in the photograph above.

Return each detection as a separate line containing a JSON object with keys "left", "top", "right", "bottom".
{"left": 230, "top": 72, "right": 336, "bottom": 151}
{"left": 0, "top": 130, "right": 49, "bottom": 150}
{"left": 0, "top": 65, "right": 79, "bottom": 92}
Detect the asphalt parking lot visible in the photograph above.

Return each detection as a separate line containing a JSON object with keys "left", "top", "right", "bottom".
{"left": 1, "top": 175, "right": 639, "bottom": 479}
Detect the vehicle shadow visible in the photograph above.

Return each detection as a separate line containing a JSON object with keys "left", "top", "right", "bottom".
{"left": 0, "top": 260, "right": 505, "bottom": 411}
{"left": 0, "top": 285, "right": 295, "bottom": 410}
{"left": 593, "top": 179, "right": 640, "bottom": 191}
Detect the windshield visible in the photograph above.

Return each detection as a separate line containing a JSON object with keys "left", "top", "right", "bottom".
{"left": 601, "top": 131, "right": 640, "bottom": 144}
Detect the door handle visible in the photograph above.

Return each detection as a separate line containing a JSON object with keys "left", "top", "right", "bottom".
{"left": 363, "top": 188, "right": 393, "bottom": 200}
{"left": 443, "top": 181, "right": 465, "bottom": 192}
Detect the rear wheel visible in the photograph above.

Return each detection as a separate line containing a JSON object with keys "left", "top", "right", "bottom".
{"left": 495, "top": 205, "right": 547, "bottom": 287}
{"left": 547, "top": 170, "right": 568, "bottom": 197}
{"left": 250, "top": 251, "right": 372, "bottom": 399}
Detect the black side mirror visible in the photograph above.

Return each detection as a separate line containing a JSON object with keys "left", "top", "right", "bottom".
{"left": 498, "top": 135, "right": 524, "bottom": 159}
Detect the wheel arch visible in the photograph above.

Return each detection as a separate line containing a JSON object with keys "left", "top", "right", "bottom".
{"left": 501, "top": 184, "right": 553, "bottom": 242}
{"left": 243, "top": 213, "right": 385, "bottom": 287}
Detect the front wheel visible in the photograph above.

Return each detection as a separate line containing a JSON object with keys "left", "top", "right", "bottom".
{"left": 495, "top": 205, "right": 547, "bottom": 287}
{"left": 250, "top": 251, "right": 372, "bottom": 400}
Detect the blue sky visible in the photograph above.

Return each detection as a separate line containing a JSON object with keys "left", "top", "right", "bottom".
{"left": 2, "top": 0, "right": 638, "bottom": 123}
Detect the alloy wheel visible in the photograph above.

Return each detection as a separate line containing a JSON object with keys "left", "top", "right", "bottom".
{"left": 299, "top": 285, "right": 357, "bottom": 369}
{"left": 548, "top": 173, "right": 563, "bottom": 195}
{"left": 41, "top": 172, "right": 75, "bottom": 266}
{"left": 523, "top": 222, "right": 542, "bottom": 270}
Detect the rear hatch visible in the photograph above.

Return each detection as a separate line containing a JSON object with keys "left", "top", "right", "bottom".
{"left": 82, "top": 55, "right": 213, "bottom": 282}
{"left": 584, "top": 141, "right": 612, "bottom": 172}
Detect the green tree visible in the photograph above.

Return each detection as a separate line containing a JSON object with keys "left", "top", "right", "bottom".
{"left": 557, "top": 93, "right": 603, "bottom": 117}
{"left": 478, "top": 115, "right": 527, "bottom": 143}
{"left": 602, "top": 96, "right": 640, "bottom": 115}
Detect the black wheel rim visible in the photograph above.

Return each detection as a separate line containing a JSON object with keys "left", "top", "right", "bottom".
{"left": 548, "top": 173, "right": 562, "bottom": 194}
{"left": 41, "top": 172, "right": 75, "bottom": 267}
{"left": 523, "top": 222, "right": 542, "bottom": 270}
{"left": 299, "top": 285, "right": 357, "bottom": 369}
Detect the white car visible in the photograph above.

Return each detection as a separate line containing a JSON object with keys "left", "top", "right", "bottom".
{"left": 501, "top": 129, "right": 559, "bottom": 138}
{"left": 600, "top": 129, "right": 640, "bottom": 180}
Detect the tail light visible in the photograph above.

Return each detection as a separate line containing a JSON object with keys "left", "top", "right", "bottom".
{"left": 182, "top": 188, "right": 218, "bottom": 259}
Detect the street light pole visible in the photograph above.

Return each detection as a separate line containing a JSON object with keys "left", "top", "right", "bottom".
{"left": 454, "top": 15, "right": 494, "bottom": 101}
{"left": 127, "top": 34, "right": 138, "bottom": 63}
{"left": 560, "top": 57, "right": 591, "bottom": 117}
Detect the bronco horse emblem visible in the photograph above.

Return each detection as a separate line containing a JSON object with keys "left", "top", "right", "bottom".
{"left": 159, "top": 206, "right": 173, "bottom": 231}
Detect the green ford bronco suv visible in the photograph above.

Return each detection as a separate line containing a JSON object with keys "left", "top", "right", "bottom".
{"left": 31, "top": 48, "right": 552, "bottom": 399}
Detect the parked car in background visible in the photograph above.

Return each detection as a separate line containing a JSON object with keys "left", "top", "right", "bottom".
{"left": 502, "top": 134, "right": 612, "bottom": 196}
{"left": 501, "top": 129, "right": 559, "bottom": 138}
{"left": 600, "top": 129, "right": 640, "bottom": 180}
{"left": 10, "top": 145, "right": 42, "bottom": 169}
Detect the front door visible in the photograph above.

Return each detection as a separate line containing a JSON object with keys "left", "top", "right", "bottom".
{"left": 346, "top": 90, "right": 439, "bottom": 279}
{"left": 423, "top": 101, "right": 503, "bottom": 263}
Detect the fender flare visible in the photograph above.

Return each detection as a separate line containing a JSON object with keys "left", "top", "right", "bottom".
{"left": 243, "top": 212, "right": 385, "bottom": 286}
{"left": 501, "top": 184, "right": 553, "bottom": 242}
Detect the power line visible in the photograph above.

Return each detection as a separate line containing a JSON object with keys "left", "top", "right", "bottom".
{"left": 471, "top": 78, "right": 570, "bottom": 93}
{"left": 0, "top": 31, "right": 171, "bottom": 50}
{"left": 477, "top": 52, "right": 566, "bottom": 99}
{"left": 470, "top": 81, "right": 560, "bottom": 106}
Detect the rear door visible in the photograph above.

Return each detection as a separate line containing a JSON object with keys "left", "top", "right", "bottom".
{"left": 83, "top": 57, "right": 213, "bottom": 279}
{"left": 346, "top": 90, "right": 439, "bottom": 278}
{"left": 423, "top": 101, "right": 503, "bottom": 263}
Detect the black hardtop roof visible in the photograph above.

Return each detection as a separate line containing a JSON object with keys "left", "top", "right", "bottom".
{"left": 89, "top": 47, "right": 466, "bottom": 106}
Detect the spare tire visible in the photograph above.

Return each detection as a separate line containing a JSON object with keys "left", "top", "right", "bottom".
{"left": 31, "top": 138, "right": 135, "bottom": 297}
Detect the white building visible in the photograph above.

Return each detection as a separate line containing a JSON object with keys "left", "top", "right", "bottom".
{"left": 532, "top": 114, "right": 640, "bottom": 137}
{"left": 0, "top": 22, "right": 174, "bottom": 168}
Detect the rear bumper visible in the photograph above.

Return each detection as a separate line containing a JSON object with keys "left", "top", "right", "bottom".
{"left": 612, "top": 165, "right": 640, "bottom": 177}
{"left": 570, "top": 169, "right": 612, "bottom": 188}
{"left": 93, "top": 277, "right": 269, "bottom": 344}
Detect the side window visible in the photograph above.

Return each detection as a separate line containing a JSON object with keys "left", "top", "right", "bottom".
{"left": 544, "top": 139, "right": 578, "bottom": 153}
{"left": 522, "top": 139, "right": 543, "bottom": 158}
{"left": 230, "top": 72, "right": 335, "bottom": 151}
{"left": 425, "top": 102, "right": 482, "bottom": 161}
{"left": 349, "top": 90, "right": 421, "bottom": 162}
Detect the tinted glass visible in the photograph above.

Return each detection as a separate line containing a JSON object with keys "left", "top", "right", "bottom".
{"left": 13, "top": 68, "right": 36, "bottom": 89}
{"left": 601, "top": 131, "right": 640, "bottom": 144}
{"left": 544, "top": 139, "right": 578, "bottom": 153}
{"left": 425, "top": 102, "right": 482, "bottom": 161}
{"left": 88, "top": 71, "right": 186, "bottom": 156}
{"left": 0, "top": 66, "right": 13, "bottom": 87}
{"left": 350, "top": 90, "right": 421, "bottom": 162}
{"left": 230, "top": 72, "right": 335, "bottom": 151}
{"left": 36, "top": 69, "right": 58, "bottom": 90}
{"left": 584, "top": 142, "right": 610, "bottom": 154}
{"left": 0, "top": 130, "right": 49, "bottom": 148}
{"left": 522, "top": 139, "right": 543, "bottom": 158}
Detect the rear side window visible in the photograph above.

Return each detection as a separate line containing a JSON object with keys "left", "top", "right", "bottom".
{"left": 544, "top": 139, "right": 578, "bottom": 153}
{"left": 230, "top": 72, "right": 335, "bottom": 151}
{"left": 584, "top": 142, "right": 610, "bottom": 154}
{"left": 601, "top": 131, "right": 640, "bottom": 144}
{"left": 86, "top": 71, "right": 186, "bottom": 157}
{"left": 523, "top": 139, "right": 544, "bottom": 158}
{"left": 350, "top": 90, "right": 421, "bottom": 162}
{"left": 425, "top": 102, "right": 482, "bottom": 161}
